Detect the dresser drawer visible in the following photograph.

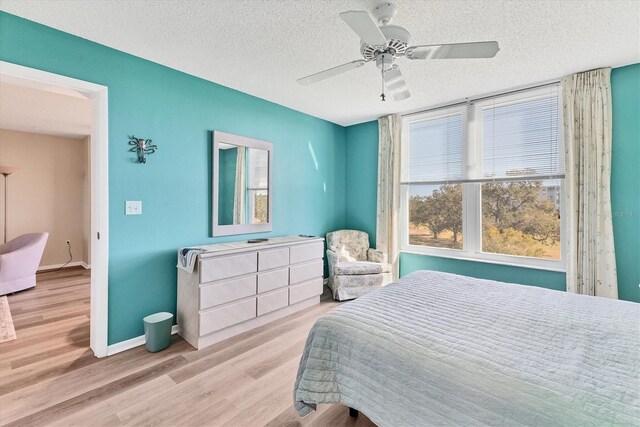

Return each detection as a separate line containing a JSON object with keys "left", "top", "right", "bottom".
{"left": 258, "top": 247, "right": 289, "bottom": 271}
{"left": 257, "top": 288, "right": 289, "bottom": 316}
{"left": 200, "top": 252, "right": 257, "bottom": 283}
{"left": 199, "top": 298, "right": 256, "bottom": 335}
{"left": 257, "top": 268, "right": 289, "bottom": 293}
{"left": 289, "top": 242, "right": 323, "bottom": 264}
{"left": 289, "top": 260, "right": 323, "bottom": 285}
{"left": 289, "top": 278, "right": 323, "bottom": 305}
{"left": 200, "top": 275, "right": 257, "bottom": 310}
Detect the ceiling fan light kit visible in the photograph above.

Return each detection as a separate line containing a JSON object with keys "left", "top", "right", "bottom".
{"left": 297, "top": 2, "right": 500, "bottom": 102}
{"left": 376, "top": 53, "right": 394, "bottom": 71}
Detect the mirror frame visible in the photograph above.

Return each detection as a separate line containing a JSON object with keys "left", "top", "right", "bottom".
{"left": 212, "top": 130, "right": 273, "bottom": 236}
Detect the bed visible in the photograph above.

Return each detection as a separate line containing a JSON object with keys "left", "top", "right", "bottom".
{"left": 294, "top": 270, "right": 639, "bottom": 426}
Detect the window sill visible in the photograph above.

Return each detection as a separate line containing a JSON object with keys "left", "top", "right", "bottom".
{"left": 400, "top": 247, "right": 566, "bottom": 273}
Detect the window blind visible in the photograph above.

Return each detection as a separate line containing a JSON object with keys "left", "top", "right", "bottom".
{"left": 407, "top": 109, "right": 464, "bottom": 183}
{"left": 480, "top": 86, "right": 563, "bottom": 181}
{"left": 248, "top": 148, "right": 268, "bottom": 190}
{"left": 404, "top": 84, "right": 562, "bottom": 185}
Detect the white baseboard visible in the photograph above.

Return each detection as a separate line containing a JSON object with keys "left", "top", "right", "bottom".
{"left": 38, "top": 261, "right": 83, "bottom": 272}
{"left": 38, "top": 261, "right": 91, "bottom": 271}
{"left": 107, "top": 325, "right": 179, "bottom": 356}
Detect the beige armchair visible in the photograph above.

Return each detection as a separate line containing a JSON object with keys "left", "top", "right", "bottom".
{"left": 326, "top": 230, "right": 391, "bottom": 301}
{"left": 0, "top": 233, "right": 48, "bottom": 295}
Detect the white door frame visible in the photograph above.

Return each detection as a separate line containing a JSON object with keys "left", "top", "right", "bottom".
{"left": 0, "top": 61, "right": 109, "bottom": 357}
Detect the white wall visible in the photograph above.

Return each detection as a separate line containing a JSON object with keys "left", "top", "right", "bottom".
{"left": 82, "top": 135, "right": 91, "bottom": 266}
{"left": 0, "top": 129, "right": 90, "bottom": 267}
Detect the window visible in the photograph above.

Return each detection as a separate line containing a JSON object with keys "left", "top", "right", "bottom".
{"left": 401, "top": 85, "right": 564, "bottom": 270}
{"left": 406, "top": 109, "right": 464, "bottom": 249}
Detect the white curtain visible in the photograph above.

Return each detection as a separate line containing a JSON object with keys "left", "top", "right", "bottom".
{"left": 563, "top": 68, "right": 618, "bottom": 298}
{"left": 233, "top": 146, "right": 246, "bottom": 224}
{"left": 376, "top": 114, "right": 401, "bottom": 281}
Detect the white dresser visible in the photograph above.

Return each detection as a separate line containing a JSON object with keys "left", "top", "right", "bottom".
{"left": 177, "top": 235, "right": 324, "bottom": 349}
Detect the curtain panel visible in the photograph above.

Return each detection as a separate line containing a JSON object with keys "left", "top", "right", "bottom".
{"left": 563, "top": 68, "right": 618, "bottom": 298}
{"left": 233, "top": 146, "right": 246, "bottom": 224}
{"left": 376, "top": 114, "right": 401, "bottom": 281}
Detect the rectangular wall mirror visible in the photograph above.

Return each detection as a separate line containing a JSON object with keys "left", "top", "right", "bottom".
{"left": 212, "top": 131, "right": 273, "bottom": 236}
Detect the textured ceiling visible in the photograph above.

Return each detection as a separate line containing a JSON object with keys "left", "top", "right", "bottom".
{"left": 0, "top": 81, "right": 91, "bottom": 139}
{"left": 1, "top": 0, "right": 638, "bottom": 126}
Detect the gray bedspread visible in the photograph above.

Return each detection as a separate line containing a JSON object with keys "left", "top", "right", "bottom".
{"left": 294, "top": 270, "right": 640, "bottom": 426}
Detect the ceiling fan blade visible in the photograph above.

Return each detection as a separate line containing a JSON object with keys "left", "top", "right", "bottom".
{"left": 297, "top": 60, "right": 368, "bottom": 85}
{"left": 339, "top": 11, "right": 388, "bottom": 46}
{"left": 383, "top": 66, "right": 410, "bottom": 101}
{"left": 406, "top": 41, "right": 499, "bottom": 60}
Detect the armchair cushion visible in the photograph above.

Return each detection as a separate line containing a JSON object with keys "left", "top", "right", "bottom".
{"left": 334, "top": 261, "right": 383, "bottom": 276}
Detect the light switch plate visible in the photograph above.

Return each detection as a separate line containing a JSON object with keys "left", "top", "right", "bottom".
{"left": 125, "top": 200, "right": 142, "bottom": 215}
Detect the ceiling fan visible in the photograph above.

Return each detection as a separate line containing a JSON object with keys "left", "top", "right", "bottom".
{"left": 297, "top": 2, "right": 499, "bottom": 101}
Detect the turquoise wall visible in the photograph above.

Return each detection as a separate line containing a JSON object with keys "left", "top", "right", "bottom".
{"left": 0, "top": 12, "right": 347, "bottom": 344}
{"left": 400, "top": 253, "right": 565, "bottom": 290}
{"left": 610, "top": 64, "right": 640, "bottom": 302}
{"left": 345, "top": 63, "right": 640, "bottom": 301}
{"left": 345, "top": 122, "right": 379, "bottom": 247}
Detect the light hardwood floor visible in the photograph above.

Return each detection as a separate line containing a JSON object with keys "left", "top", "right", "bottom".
{"left": 0, "top": 267, "right": 375, "bottom": 427}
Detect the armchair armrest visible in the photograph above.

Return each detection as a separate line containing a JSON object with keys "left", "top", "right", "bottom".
{"left": 326, "top": 249, "right": 340, "bottom": 280}
{"left": 367, "top": 248, "right": 387, "bottom": 264}
{"left": 0, "top": 247, "right": 41, "bottom": 282}
{"left": 326, "top": 249, "right": 338, "bottom": 267}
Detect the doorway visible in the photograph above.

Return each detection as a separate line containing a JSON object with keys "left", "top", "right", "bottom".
{"left": 0, "top": 61, "right": 109, "bottom": 357}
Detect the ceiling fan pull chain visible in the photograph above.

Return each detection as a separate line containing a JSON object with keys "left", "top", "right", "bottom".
{"left": 380, "top": 68, "right": 386, "bottom": 101}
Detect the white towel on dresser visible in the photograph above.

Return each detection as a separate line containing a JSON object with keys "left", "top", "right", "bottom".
{"left": 177, "top": 248, "right": 205, "bottom": 273}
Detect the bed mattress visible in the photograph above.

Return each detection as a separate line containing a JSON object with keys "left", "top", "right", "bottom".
{"left": 294, "top": 270, "right": 639, "bottom": 426}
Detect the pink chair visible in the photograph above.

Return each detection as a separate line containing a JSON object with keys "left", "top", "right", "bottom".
{"left": 0, "top": 233, "right": 49, "bottom": 295}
